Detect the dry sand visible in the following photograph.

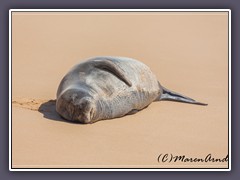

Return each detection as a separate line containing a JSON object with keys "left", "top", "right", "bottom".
{"left": 11, "top": 11, "right": 229, "bottom": 169}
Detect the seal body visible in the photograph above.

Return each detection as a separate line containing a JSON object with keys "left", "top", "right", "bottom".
{"left": 56, "top": 56, "right": 206, "bottom": 124}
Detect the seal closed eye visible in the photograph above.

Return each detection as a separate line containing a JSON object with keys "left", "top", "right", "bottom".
{"left": 56, "top": 56, "right": 207, "bottom": 124}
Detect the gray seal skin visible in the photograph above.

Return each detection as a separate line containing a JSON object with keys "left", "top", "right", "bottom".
{"left": 56, "top": 56, "right": 207, "bottom": 124}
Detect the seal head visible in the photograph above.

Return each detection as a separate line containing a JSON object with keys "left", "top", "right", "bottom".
{"left": 56, "top": 89, "right": 96, "bottom": 123}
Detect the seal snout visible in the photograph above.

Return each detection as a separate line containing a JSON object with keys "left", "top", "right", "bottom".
{"left": 56, "top": 90, "right": 95, "bottom": 124}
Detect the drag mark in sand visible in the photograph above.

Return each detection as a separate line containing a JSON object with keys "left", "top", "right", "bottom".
{"left": 12, "top": 98, "right": 64, "bottom": 122}
{"left": 12, "top": 98, "right": 56, "bottom": 112}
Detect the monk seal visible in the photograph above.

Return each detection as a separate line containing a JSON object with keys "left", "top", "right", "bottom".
{"left": 56, "top": 56, "right": 207, "bottom": 124}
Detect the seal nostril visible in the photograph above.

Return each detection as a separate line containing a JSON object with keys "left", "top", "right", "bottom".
{"left": 89, "top": 108, "right": 94, "bottom": 120}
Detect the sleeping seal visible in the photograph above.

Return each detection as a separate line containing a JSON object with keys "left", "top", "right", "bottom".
{"left": 56, "top": 56, "right": 207, "bottom": 124}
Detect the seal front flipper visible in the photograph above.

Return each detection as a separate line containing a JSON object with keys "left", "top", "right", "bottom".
{"left": 93, "top": 59, "right": 132, "bottom": 87}
{"left": 157, "top": 86, "right": 208, "bottom": 106}
{"left": 126, "top": 109, "right": 139, "bottom": 115}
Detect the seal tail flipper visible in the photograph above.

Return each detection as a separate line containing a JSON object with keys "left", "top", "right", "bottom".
{"left": 158, "top": 86, "right": 208, "bottom": 106}
{"left": 93, "top": 58, "right": 132, "bottom": 87}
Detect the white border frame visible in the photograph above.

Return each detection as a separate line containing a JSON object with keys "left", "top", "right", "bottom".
{"left": 9, "top": 9, "right": 231, "bottom": 172}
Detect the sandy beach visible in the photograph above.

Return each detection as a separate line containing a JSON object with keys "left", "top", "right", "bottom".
{"left": 11, "top": 11, "right": 229, "bottom": 169}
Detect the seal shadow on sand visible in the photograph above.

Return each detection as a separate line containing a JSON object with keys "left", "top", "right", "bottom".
{"left": 38, "top": 100, "right": 81, "bottom": 124}
{"left": 38, "top": 100, "right": 63, "bottom": 121}
{"left": 38, "top": 100, "right": 143, "bottom": 124}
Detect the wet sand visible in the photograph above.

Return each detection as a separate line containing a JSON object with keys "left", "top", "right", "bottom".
{"left": 11, "top": 11, "right": 229, "bottom": 169}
